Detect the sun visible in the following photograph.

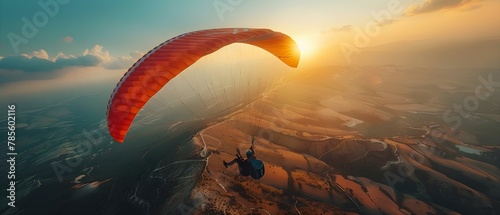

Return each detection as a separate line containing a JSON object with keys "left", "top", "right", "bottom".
{"left": 295, "top": 36, "right": 317, "bottom": 58}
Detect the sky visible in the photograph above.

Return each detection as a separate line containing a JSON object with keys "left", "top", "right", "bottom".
{"left": 1, "top": 0, "right": 499, "bottom": 98}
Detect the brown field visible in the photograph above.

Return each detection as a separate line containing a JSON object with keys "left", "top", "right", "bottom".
{"left": 182, "top": 66, "right": 500, "bottom": 214}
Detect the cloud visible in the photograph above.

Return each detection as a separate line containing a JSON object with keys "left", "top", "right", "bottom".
{"left": 79, "top": 45, "right": 144, "bottom": 70}
{"left": 130, "top": 50, "right": 144, "bottom": 59}
{"left": 63, "top": 36, "right": 74, "bottom": 43}
{"left": 0, "top": 45, "right": 143, "bottom": 72}
{"left": 82, "top": 44, "right": 112, "bottom": 64}
{"left": 322, "top": 25, "right": 353, "bottom": 34}
{"left": 0, "top": 50, "right": 100, "bottom": 73}
{"left": 22, "top": 49, "right": 50, "bottom": 60}
{"left": 103, "top": 56, "right": 136, "bottom": 70}
{"left": 0, "top": 45, "right": 144, "bottom": 84}
{"left": 405, "top": 0, "right": 482, "bottom": 15}
{"left": 54, "top": 51, "right": 76, "bottom": 60}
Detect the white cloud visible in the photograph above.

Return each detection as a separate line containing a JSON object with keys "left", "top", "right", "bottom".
{"left": 0, "top": 45, "right": 146, "bottom": 84}
{"left": 82, "top": 44, "right": 112, "bottom": 63}
{"left": 53, "top": 51, "right": 76, "bottom": 60}
{"left": 130, "top": 50, "right": 144, "bottom": 59}
{"left": 102, "top": 49, "right": 144, "bottom": 69}
{"left": 21, "top": 49, "right": 50, "bottom": 60}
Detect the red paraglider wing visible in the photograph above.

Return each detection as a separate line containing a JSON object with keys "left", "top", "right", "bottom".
{"left": 107, "top": 28, "right": 300, "bottom": 143}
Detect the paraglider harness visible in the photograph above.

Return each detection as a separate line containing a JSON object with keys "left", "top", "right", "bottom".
{"left": 237, "top": 137, "right": 265, "bottom": 179}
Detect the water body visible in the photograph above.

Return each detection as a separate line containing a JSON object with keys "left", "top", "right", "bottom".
{"left": 456, "top": 145, "right": 483, "bottom": 155}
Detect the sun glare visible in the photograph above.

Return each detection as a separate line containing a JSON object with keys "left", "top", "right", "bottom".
{"left": 295, "top": 37, "right": 317, "bottom": 58}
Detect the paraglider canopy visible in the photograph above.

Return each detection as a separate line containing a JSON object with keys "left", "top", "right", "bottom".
{"left": 106, "top": 28, "right": 300, "bottom": 143}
